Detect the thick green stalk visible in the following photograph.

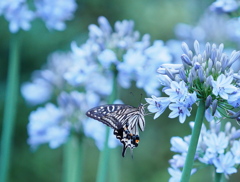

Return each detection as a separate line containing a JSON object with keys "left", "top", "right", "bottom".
{"left": 109, "top": 148, "right": 120, "bottom": 182}
{"left": 63, "top": 134, "right": 83, "bottom": 182}
{"left": 96, "top": 71, "right": 118, "bottom": 182}
{"left": 180, "top": 100, "right": 205, "bottom": 182}
{"left": 215, "top": 172, "right": 222, "bottom": 182}
{"left": 0, "top": 34, "right": 20, "bottom": 182}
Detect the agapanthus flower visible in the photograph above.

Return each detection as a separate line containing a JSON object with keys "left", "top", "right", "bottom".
{"left": 27, "top": 89, "right": 120, "bottom": 150}
{"left": 0, "top": 0, "right": 34, "bottom": 33}
{"left": 21, "top": 52, "right": 74, "bottom": 105}
{"left": 34, "top": 0, "right": 77, "bottom": 31}
{"left": 210, "top": 0, "right": 239, "bottom": 14}
{"left": 71, "top": 16, "right": 172, "bottom": 96}
{"left": 146, "top": 40, "right": 240, "bottom": 123}
{"left": 169, "top": 120, "right": 240, "bottom": 179}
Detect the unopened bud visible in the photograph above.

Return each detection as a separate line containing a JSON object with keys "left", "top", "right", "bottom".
{"left": 205, "top": 95, "right": 212, "bottom": 109}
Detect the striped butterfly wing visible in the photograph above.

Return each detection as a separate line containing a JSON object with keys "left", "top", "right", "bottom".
{"left": 86, "top": 104, "right": 145, "bottom": 157}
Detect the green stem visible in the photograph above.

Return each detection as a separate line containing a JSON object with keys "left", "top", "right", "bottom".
{"left": 63, "top": 134, "right": 83, "bottom": 182}
{"left": 96, "top": 71, "right": 118, "bottom": 182}
{"left": 215, "top": 172, "right": 222, "bottom": 182}
{"left": 109, "top": 148, "right": 120, "bottom": 182}
{"left": 0, "top": 34, "right": 20, "bottom": 182}
{"left": 180, "top": 100, "right": 205, "bottom": 182}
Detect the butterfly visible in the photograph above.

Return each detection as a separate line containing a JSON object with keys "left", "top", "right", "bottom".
{"left": 86, "top": 104, "right": 146, "bottom": 157}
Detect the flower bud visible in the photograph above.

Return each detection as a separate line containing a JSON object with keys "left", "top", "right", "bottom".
{"left": 205, "top": 95, "right": 212, "bottom": 109}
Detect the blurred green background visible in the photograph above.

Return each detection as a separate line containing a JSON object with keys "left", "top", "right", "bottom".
{"left": 1, "top": 0, "right": 240, "bottom": 181}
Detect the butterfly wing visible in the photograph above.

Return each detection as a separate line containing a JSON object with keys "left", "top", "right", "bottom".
{"left": 86, "top": 104, "right": 145, "bottom": 157}
{"left": 86, "top": 104, "right": 137, "bottom": 129}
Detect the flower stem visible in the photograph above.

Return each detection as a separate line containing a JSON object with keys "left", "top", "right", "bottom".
{"left": 0, "top": 34, "right": 20, "bottom": 182}
{"left": 180, "top": 100, "right": 205, "bottom": 182}
{"left": 215, "top": 172, "right": 222, "bottom": 182}
{"left": 96, "top": 71, "right": 118, "bottom": 182}
{"left": 63, "top": 134, "right": 83, "bottom": 182}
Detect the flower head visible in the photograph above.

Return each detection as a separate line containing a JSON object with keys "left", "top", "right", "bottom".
{"left": 210, "top": 0, "right": 239, "bottom": 14}
{"left": 169, "top": 120, "right": 240, "bottom": 179}
{"left": 146, "top": 40, "right": 240, "bottom": 123}
{"left": 71, "top": 16, "right": 172, "bottom": 96}
{"left": 35, "top": 0, "right": 77, "bottom": 31}
{"left": 0, "top": 0, "right": 34, "bottom": 33}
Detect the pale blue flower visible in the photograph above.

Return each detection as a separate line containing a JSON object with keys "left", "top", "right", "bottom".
{"left": 168, "top": 167, "right": 196, "bottom": 182}
{"left": 169, "top": 154, "right": 186, "bottom": 168}
{"left": 204, "top": 104, "right": 222, "bottom": 122}
{"left": 35, "top": 0, "right": 77, "bottom": 31}
{"left": 203, "top": 132, "right": 229, "bottom": 154}
{"left": 169, "top": 120, "right": 240, "bottom": 177}
{"left": 45, "top": 125, "right": 69, "bottom": 149}
{"left": 210, "top": 0, "right": 239, "bottom": 13}
{"left": 212, "top": 74, "right": 237, "bottom": 100}
{"left": 21, "top": 80, "right": 52, "bottom": 105}
{"left": 228, "top": 89, "right": 240, "bottom": 108}
{"left": 169, "top": 101, "right": 191, "bottom": 123}
{"left": 98, "top": 49, "right": 118, "bottom": 69}
{"left": 1, "top": 1, "right": 34, "bottom": 33}
{"left": 198, "top": 150, "right": 217, "bottom": 165}
{"left": 213, "top": 152, "right": 237, "bottom": 176}
{"left": 231, "top": 140, "right": 240, "bottom": 164}
{"left": 165, "top": 81, "right": 188, "bottom": 102}
{"left": 27, "top": 103, "right": 68, "bottom": 149}
{"left": 144, "top": 40, "right": 172, "bottom": 64}
{"left": 168, "top": 168, "right": 182, "bottom": 182}
{"left": 170, "top": 136, "right": 190, "bottom": 153}
{"left": 63, "top": 58, "right": 96, "bottom": 87}
{"left": 145, "top": 96, "right": 170, "bottom": 119}
{"left": 86, "top": 73, "right": 112, "bottom": 96}
{"left": 118, "top": 49, "right": 146, "bottom": 74}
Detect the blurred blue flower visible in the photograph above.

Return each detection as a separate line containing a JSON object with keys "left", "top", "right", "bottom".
{"left": 170, "top": 136, "right": 189, "bottom": 153}
{"left": 169, "top": 120, "right": 240, "bottom": 179}
{"left": 98, "top": 49, "right": 118, "bottom": 69}
{"left": 27, "top": 103, "right": 69, "bottom": 149}
{"left": 21, "top": 79, "right": 53, "bottom": 105}
{"left": 0, "top": 0, "right": 34, "bottom": 33}
{"left": 210, "top": 0, "right": 239, "bottom": 13}
{"left": 203, "top": 132, "right": 228, "bottom": 154}
{"left": 228, "top": 89, "right": 240, "bottom": 107}
{"left": 212, "top": 152, "right": 237, "bottom": 176}
{"left": 21, "top": 52, "right": 75, "bottom": 105}
{"left": 231, "top": 140, "right": 240, "bottom": 164}
{"left": 34, "top": 0, "right": 77, "bottom": 31}
{"left": 71, "top": 16, "right": 172, "bottom": 96}
{"left": 169, "top": 154, "right": 186, "bottom": 169}
{"left": 168, "top": 167, "right": 196, "bottom": 182}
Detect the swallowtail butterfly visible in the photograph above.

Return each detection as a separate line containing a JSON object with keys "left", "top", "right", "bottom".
{"left": 86, "top": 104, "right": 145, "bottom": 157}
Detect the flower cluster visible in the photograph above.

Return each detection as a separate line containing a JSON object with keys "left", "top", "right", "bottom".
{"left": 70, "top": 16, "right": 172, "bottom": 96}
{"left": 0, "top": 0, "right": 34, "bottom": 33}
{"left": 169, "top": 120, "right": 240, "bottom": 180}
{"left": 22, "top": 51, "right": 119, "bottom": 150}
{"left": 0, "top": 0, "right": 77, "bottom": 33}
{"left": 210, "top": 0, "right": 239, "bottom": 14}
{"left": 22, "top": 16, "right": 172, "bottom": 150}
{"left": 146, "top": 40, "right": 240, "bottom": 123}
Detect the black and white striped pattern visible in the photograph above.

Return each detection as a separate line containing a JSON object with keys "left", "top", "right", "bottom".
{"left": 86, "top": 104, "right": 145, "bottom": 157}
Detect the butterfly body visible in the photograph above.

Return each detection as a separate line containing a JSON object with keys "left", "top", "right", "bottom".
{"left": 86, "top": 104, "right": 145, "bottom": 157}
